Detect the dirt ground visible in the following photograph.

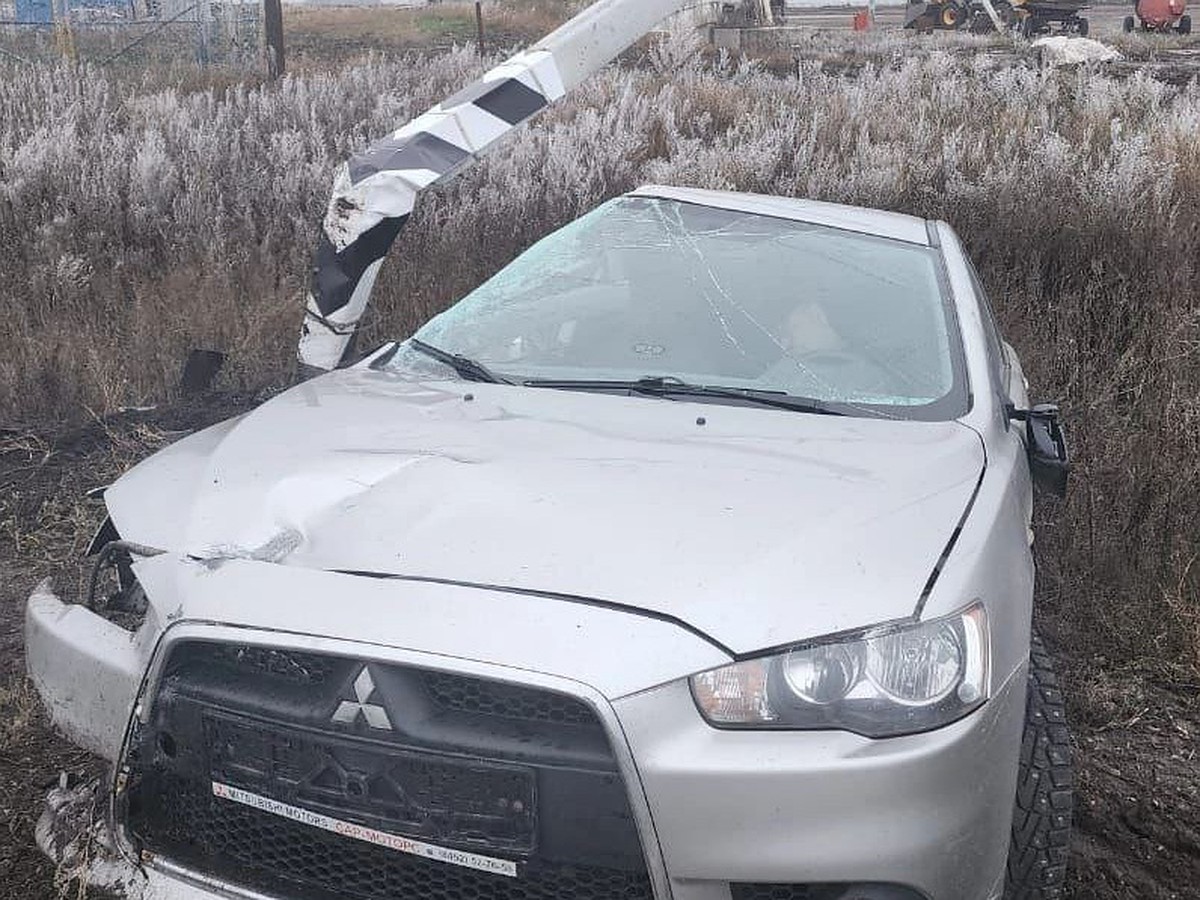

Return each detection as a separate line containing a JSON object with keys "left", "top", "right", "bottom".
{"left": 0, "top": 400, "right": 254, "bottom": 899}
{"left": 0, "top": 400, "right": 1197, "bottom": 899}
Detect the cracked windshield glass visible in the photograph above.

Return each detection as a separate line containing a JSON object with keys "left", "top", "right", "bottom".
{"left": 401, "top": 197, "right": 965, "bottom": 419}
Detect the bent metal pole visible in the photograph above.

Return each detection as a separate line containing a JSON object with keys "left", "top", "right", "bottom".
{"left": 298, "top": 0, "right": 693, "bottom": 373}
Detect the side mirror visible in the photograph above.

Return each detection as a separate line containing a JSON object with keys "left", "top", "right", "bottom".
{"left": 1010, "top": 403, "right": 1070, "bottom": 498}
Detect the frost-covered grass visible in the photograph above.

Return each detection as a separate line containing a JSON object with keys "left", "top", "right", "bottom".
{"left": 0, "top": 33, "right": 1197, "bottom": 668}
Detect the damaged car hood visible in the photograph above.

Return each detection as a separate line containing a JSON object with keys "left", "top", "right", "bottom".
{"left": 105, "top": 367, "right": 984, "bottom": 654}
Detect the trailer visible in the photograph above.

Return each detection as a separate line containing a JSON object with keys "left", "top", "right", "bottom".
{"left": 904, "top": 0, "right": 1089, "bottom": 35}
{"left": 1013, "top": 0, "right": 1090, "bottom": 35}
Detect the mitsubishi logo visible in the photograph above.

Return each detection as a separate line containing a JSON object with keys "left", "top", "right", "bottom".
{"left": 331, "top": 666, "right": 393, "bottom": 730}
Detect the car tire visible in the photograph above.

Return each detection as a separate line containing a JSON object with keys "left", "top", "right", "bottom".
{"left": 1004, "top": 630, "right": 1074, "bottom": 900}
{"left": 1075, "top": 17, "right": 1089, "bottom": 36}
{"left": 1180, "top": 14, "right": 1192, "bottom": 34}
{"left": 1123, "top": 15, "right": 1135, "bottom": 31}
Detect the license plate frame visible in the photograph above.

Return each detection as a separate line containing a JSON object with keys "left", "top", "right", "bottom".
{"left": 203, "top": 711, "right": 538, "bottom": 857}
{"left": 211, "top": 781, "right": 522, "bottom": 878}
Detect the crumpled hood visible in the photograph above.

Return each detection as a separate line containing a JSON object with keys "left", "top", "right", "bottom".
{"left": 107, "top": 367, "right": 984, "bottom": 654}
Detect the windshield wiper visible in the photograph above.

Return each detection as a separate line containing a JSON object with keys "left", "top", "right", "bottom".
{"left": 409, "top": 339, "right": 510, "bottom": 384}
{"left": 524, "top": 376, "right": 845, "bottom": 416}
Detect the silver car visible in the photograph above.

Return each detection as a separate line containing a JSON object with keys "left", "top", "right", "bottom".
{"left": 27, "top": 186, "right": 1074, "bottom": 900}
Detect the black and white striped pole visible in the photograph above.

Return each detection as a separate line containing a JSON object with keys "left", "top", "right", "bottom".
{"left": 297, "top": 0, "right": 692, "bottom": 373}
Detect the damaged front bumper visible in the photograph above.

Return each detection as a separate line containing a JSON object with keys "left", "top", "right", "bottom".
{"left": 26, "top": 562, "right": 1023, "bottom": 900}
{"left": 25, "top": 580, "right": 162, "bottom": 762}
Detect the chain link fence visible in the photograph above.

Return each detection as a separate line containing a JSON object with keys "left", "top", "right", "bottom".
{"left": 0, "top": 0, "right": 261, "bottom": 66}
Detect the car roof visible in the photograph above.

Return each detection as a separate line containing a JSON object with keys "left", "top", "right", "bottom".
{"left": 628, "top": 185, "right": 932, "bottom": 247}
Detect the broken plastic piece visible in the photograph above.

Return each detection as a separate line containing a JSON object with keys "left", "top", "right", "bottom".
{"left": 179, "top": 349, "right": 225, "bottom": 396}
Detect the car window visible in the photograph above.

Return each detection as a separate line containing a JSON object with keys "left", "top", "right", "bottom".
{"left": 399, "top": 197, "right": 969, "bottom": 420}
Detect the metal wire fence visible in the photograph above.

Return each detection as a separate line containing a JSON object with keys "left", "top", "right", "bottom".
{"left": 0, "top": 0, "right": 261, "bottom": 66}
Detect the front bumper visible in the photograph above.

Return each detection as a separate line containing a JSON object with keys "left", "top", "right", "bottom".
{"left": 25, "top": 581, "right": 160, "bottom": 762}
{"left": 27, "top": 586, "right": 1023, "bottom": 900}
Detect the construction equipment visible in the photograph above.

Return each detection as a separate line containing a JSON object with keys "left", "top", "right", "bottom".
{"left": 1014, "top": 0, "right": 1090, "bottom": 35}
{"left": 904, "top": 0, "right": 1090, "bottom": 36}
{"left": 1124, "top": 0, "right": 1191, "bottom": 33}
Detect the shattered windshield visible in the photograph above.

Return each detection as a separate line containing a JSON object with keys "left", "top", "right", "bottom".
{"left": 397, "top": 196, "right": 967, "bottom": 420}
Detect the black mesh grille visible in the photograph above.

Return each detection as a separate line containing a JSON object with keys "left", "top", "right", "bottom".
{"left": 124, "top": 641, "right": 652, "bottom": 900}
{"left": 421, "top": 671, "right": 599, "bottom": 727}
{"left": 197, "top": 643, "right": 337, "bottom": 685}
{"left": 136, "top": 773, "right": 651, "bottom": 900}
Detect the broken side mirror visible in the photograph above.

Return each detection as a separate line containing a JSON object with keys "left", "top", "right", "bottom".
{"left": 1010, "top": 403, "right": 1070, "bottom": 498}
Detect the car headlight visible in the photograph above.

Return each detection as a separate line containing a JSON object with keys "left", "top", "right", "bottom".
{"left": 690, "top": 603, "right": 989, "bottom": 738}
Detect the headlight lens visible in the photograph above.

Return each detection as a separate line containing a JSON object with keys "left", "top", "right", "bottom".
{"left": 690, "top": 603, "right": 989, "bottom": 738}
{"left": 783, "top": 643, "right": 862, "bottom": 705}
{"left": 866, "top": 622, "right": 962, "bottom": 705}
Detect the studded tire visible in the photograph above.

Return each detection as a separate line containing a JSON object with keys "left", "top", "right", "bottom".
{"left": 1004, "top": 630, "right": 1074, "bottom": 900}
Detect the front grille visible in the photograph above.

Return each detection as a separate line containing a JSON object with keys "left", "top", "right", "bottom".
{"left": 122, "top": 641, "right": 653, "bottom": 900}
{"left": 141, "top": 773, "right": 648, "bottom": 900}
{"left": 421, "top": 670, "right": 599, "bottom": 727}
{"left": 195, "top": 643, "right": 336, "bottom": 685}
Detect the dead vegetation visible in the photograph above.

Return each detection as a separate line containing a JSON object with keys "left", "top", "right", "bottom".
{"left": 285, "top": 0, "right": 576, "bottom": 64}
{"left": 0, "top": 17, "right": 1198, "bottom": 900}
{"left": 0, "top": 399, "right": 255, "bottom": 900}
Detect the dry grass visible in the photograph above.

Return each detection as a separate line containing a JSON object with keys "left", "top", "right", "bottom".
{"left": 0, "top": 28, "right": 1197, "bottom": 679}
{"left": 285, "top": 0, "right": 578, "bottom": 64}
{"left": 0, "top": 406, "right": 227, "bottom": 608}
{"left": 0, "top": 678, "right": 37, "bottom": 754}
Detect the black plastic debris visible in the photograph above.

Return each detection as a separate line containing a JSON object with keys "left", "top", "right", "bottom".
{"left": 179, "top": 349, "right": 225, "bottom": 396}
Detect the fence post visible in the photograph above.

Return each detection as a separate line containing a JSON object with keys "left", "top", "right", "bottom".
{"left": 475, "top": 1, "right": 484, "bottom": 56}
{"left": 52, "top": 0, "right": 76, "bottom": 62}
{"left": 264, "top": 0, "right": 284, "bottom": 79}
